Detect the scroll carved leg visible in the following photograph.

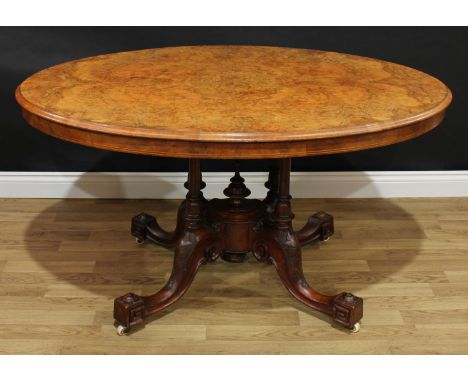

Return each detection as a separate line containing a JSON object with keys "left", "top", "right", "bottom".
{"left": 255, "top": 232, "right": 362, "bottom": 330}
{"left": 256, "top": 158, "right": 363, "bottom": 331}
{"left": 114, "top": 231, "right": 219, "bottom": 333}
{"left": 114, "top": 159, "right": 219, "bottom": 334}
{"left": 130, "top": 170, "right": 208, "bottom": 249}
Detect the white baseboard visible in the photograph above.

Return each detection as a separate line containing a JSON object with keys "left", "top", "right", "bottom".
{"left": 0, "top": 171, "right": 467, "bottom": 199}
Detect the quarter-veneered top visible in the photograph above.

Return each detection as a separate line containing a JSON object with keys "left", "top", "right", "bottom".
{"left": 16, "top": 45, "right": 452, "bottom": 158}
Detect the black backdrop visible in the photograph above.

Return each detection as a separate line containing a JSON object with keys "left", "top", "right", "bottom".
{"left": 1, "top": 27, "right": 466, "bottom": 172}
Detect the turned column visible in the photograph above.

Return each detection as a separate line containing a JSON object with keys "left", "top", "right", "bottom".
{"left": 264, "top": 163, "right": 279, "bottom": 213}
{"left": 184, "top": 159, "right": 204, "bottom": 228}
{"left": 272, "top": 159, "right": 294, "bottom": 229}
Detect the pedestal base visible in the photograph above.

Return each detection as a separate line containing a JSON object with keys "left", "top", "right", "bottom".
{"left": 114, "top": 159, "right": 363, "bottom": 335}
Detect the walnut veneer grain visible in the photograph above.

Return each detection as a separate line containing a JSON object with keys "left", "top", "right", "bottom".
{"left": 16, "top": 45, "right": 451, "bottom": 158}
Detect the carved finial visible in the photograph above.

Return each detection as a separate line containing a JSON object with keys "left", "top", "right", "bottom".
{"left": 223, "top": 161, "right": 251, "bottom": 206}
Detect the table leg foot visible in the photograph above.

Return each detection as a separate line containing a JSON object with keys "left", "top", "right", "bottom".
{"left": 297, "top": 211, "right": 334, "bottom": 246}
{"left": 332, "top": 292, "right": 363, "bottom": 331}
{"left": 113, "top": 292, "right": 145, "bottom": 334}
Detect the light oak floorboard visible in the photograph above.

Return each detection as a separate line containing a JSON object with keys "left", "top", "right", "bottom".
{"left": 0, "top": 197, "right": 467, "bottom": 354}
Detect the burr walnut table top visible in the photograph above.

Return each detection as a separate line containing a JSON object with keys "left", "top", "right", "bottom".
{"left": 16, "top": 45, "right": 452, "bottom": 159}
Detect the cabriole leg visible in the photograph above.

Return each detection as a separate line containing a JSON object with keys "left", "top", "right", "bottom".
{"left": 114, "top": 159, "right": 219, "bottom": 334}
{"left": 255, "top": 159, "right": 363, "bottom": 331}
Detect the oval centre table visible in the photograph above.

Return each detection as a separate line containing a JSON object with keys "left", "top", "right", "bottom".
{"left": 16, "top": 45, "right": 452, "bottom": 335}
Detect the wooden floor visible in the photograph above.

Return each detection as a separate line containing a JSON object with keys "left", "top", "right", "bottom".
{"left": 0, "top": 197, "right": 467, "bottom": 354}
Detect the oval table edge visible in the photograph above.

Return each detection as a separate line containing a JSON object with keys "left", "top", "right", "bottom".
{"left": 15, "top": 84, "right": 452, "bottom": 159}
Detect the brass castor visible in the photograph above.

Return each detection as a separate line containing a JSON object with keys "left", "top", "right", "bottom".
{"left": 351, "top": 322, "right": 361, "bottom": 333}
{"left": 135, "top": 237, "right": 146, "bottom": 245}
{"left": 116, "top": 324, "right": 129, "bottom": 336}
